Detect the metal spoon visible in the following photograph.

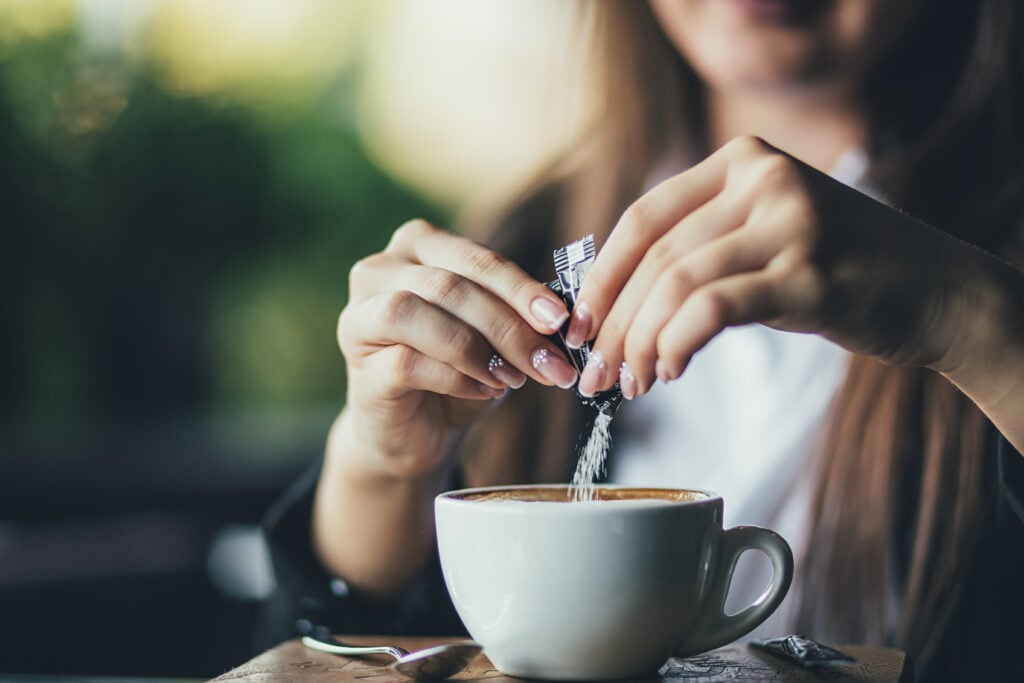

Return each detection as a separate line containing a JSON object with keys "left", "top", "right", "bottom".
{"left": 301, "top": 627, "right": 482, "bottom": 680}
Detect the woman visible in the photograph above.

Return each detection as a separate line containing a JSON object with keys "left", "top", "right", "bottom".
{"left": 263, "top": 1, "right": 1024, "bottom": 679}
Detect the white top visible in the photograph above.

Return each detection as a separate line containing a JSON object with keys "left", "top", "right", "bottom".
{"left": 608, "top": 149, "right": 874, "bottom": 632}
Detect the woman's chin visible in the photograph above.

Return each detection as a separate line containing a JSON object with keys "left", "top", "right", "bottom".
{"left": 725, "top": 0, "right": 829, "bottom": 26}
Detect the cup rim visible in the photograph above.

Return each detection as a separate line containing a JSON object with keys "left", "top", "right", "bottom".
{"left": 436, "top": 483, "right": 721, "bottom": 506}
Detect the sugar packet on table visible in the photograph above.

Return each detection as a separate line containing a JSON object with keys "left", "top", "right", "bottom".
{"left": 545, "top": 234, "right": 623, "bottom": 415}
{"left": 751, "top": 635, "right": 857, "bottom": 668}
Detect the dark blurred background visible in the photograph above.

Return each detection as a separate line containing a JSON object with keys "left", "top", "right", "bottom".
{"left": 0, "top": 0, "right": 576, "bottom": 678}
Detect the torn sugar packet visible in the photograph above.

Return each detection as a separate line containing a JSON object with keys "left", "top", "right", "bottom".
{"left": 751, "top": 635, "right": 857, "bottom": 668}
{"left": 545, "top": 234, "right": 623, "bottom": 415}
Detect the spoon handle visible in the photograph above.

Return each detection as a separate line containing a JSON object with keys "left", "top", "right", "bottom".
{"left": 302, "top": 630, "right": 408, "bottom": 661}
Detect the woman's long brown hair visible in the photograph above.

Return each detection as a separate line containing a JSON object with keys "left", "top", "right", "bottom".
{"left": 460, "top": 0, "right": 1024, "bottom": 669}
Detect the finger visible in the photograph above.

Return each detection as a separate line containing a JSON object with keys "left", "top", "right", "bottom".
{"left": 580, "top": 225, "right": 775, "bottom": 397}
{"left": 347, "top": 251, "right": 398, "bottom": 305}
{"left": 339, "top": 290, "right": 506, "bottom": 391}
{"left": 387, "top": 219, "right": 570, "bottom": 334}
{"left": 653, "top": 273, "right": 783, "bottom": 384}
{"left": 623, "top": 229, "right": 778, "bottom": 394}
{"left": 575, "top": 193, "right": 752, "bottom": 396}
{"left": 565, "top": 148, "right": 731, "bottom": 347}
{"left": 361, "top": 345, "right": 506, "bottom": 401}
{"left": 348, "top": 262, "right": 577, "bottom": 388}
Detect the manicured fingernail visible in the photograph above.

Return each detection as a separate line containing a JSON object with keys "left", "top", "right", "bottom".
{"left": 577, "top": 350, "right": 607, "bottom": 398}
{"left": 530, "top": 297, "right": 569, "bottom": 332}
{"left": 487, "top": 354, "right": 526, "bottom": 389}
{"left": 531, "top": 348, "right": 577, "bottom": 389}
{"left": 479, "top": 383, "right": 507, "bottom": 399}
{"left": 565, "top": 301, "right": 592, "bottom": 349}
{"left": 619, "top": 362, "right": 637, "bottom": 400}
{"left": 655, "top": 359, "right": 672, "bottom": 384}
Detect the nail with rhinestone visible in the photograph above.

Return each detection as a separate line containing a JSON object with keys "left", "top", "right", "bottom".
{"left": 531, "top": 348, "right": 577, "bottom": 389}
{"left": 577, "top": 350, "right": 607, "bottom": 398}
{"left": 487, "top": 353, "right": 526, "bottom": 389}
{"left": 619, "top": 362, "right": 637, "bottom": 400}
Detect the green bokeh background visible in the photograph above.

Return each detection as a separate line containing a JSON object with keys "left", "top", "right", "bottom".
{"left": 0, "top": 14, "right": 446, "bottom": 426}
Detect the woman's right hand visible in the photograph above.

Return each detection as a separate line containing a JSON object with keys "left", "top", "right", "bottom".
{"left": 333, "top": 219, "right": 577, "bottom": 481}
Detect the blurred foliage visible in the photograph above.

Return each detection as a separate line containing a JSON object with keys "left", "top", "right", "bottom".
{"left": 0, "top": 18, "right": 446, "bottom": 424}
{"left": 141, "top": 0, "right": 373, "bottom": 107}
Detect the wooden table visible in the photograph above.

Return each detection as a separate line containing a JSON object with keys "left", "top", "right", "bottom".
{"left": 210, "top": 636, "right": 911, "bottom": 682}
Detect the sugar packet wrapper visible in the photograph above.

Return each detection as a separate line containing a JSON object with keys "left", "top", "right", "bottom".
{"left": 751, "top": 635, "right": 857, "bottom": 668}
{"left": 545, "top": 235, "right": 622, "bottom": 415}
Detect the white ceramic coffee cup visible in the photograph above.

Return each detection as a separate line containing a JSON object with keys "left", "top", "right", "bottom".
{"left": 435, "top": 484, "right": 793, "bottom": 681}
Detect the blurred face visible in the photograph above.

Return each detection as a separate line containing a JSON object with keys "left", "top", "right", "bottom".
{"left": 649, "top": 0, "right": 924, "bottom": 98}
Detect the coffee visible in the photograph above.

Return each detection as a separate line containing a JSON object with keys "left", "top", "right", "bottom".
{"left": 459, "top": 486, "right": 707, "bottom": 503}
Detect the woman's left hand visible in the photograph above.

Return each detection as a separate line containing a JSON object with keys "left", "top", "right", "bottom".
{"left": 569, "top": 135, "right": 984, "bottom": 399}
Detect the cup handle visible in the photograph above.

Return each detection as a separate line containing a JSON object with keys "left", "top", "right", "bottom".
{"left": 673, "top": 525, "right": 794, "bottom": 657}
